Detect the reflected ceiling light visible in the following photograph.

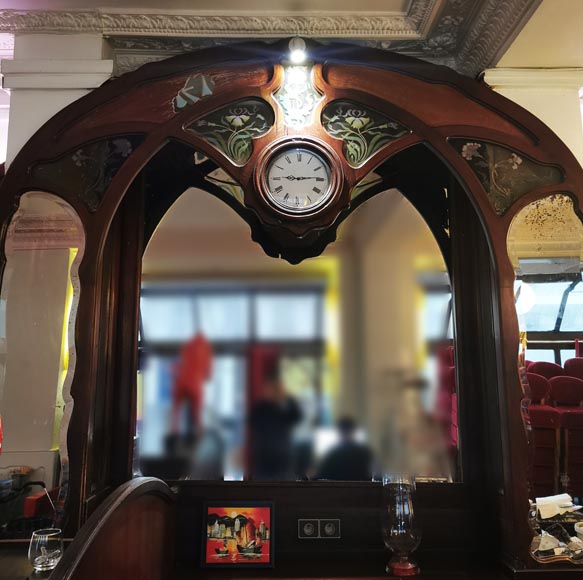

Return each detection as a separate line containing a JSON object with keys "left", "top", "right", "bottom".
{"left": 515, "top": 281, "right": 536, "bottom": 315}
{"left": 289, "top": 37, "right": 307, "bottom": 64}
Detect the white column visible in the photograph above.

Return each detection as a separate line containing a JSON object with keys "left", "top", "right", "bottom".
{"left": 483, "top": 68, "right": 583, "bottom": 169}
{"left": 0, "top": 35, "right": 110, "bottom": 489}
{"left": 1, "top": 33, "right": 113, "bottom": 166}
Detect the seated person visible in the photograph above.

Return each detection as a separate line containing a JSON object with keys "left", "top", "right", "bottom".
{"left": 316, "top": 417, "right": 373, "bottom": 481}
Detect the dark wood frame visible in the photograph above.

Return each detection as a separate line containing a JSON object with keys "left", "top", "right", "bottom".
{"left": 49, "top": 477, "right": 175, "bottom": 580}
{"left": 1, "top": 39, "right": 583, "bottom": 573}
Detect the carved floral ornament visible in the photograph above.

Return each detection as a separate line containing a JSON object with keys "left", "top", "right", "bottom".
{"left": 273, "top": 66, "right": 322, "bottom": 128}
{"left": 322, "top": 101, "right": 411, "bottom": 168}
{"left": 186, "top": 99, "right": 275, "bottom": 166}
{"left": 450, "top": 139, "right": 564, "bottom": 215}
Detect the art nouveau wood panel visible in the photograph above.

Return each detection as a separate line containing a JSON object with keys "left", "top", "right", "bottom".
{"left": 0, "top": 39, "right": 581, "bottom": 571}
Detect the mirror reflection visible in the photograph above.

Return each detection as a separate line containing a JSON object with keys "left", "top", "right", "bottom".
{"left": 508, "top": 195, "right": 583, "bottom": 564}
{"left": 137, "top": 185, "right": 458, "bottom": 482}
{"left": 0, "top": 192, "right": 84, "bottom": 539}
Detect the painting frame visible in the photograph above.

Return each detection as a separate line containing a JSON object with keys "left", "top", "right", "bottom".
{"left": 201, "top": 501, "right": 275, "bottom": 568}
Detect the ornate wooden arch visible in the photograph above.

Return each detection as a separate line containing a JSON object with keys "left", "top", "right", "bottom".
{"left": 1, "top": 39, "right": 582, "bottom": 568}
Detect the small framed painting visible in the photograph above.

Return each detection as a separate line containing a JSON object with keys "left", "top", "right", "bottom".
{"left": 202, "top": 502, "right": 274, "bottom": 568}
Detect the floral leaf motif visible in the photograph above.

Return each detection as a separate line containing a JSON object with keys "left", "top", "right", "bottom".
{"left": 173, "top": 74, "right": 214, "bottom": 113}
{"left": 322, "top": 100, "right": 410, "bottom": 168}
{"left": 31, "top": 135, "right": 144, "bottom": 212}
{"left": 187, "top": 99, "right": 274, "bottom": 166}
{"left": 451, "top": 139, "right": 564, "bottom": 215}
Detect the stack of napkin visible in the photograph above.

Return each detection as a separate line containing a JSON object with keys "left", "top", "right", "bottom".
{"left": 536, "top": 493, "right": 582, "bottom": 519}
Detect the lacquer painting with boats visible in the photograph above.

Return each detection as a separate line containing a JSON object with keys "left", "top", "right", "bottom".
{"left": 203, "top": 503, "right": 274, "bottom": 567}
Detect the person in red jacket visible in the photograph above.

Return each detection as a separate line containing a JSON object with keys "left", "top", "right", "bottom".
{"left": 172, "top": 332, "right": 213, "bottom": 436}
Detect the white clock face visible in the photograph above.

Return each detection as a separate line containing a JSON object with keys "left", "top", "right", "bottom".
{"left": 265, "top": 147, "right": 333, "bottom": 213}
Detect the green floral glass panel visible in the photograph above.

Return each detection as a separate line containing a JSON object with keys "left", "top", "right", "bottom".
{"left": 187, "top": 99, "right": 274, "bottom": 166}
{"left": 450, "top": 140, "right": 564, "bottom": 215}
{"left": 322, "top": 100, "right": 410, "bottom": 168}
{"left": 31, "top": 135, "right": 144, "bottom": 212}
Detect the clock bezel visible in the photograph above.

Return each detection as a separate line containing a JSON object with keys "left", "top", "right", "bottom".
{"left": 254, "top": 137, "right": 343, "bottom": 218}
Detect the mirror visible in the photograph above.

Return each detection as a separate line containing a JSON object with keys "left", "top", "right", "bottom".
{"left": 137, "top": 182, "right": 458, "bottom": 482}
{"left": 0, "top": 192, "right": 84, "bottom": 539}
{"left": 508, "top": 194, "right": 583, "bottom": 564}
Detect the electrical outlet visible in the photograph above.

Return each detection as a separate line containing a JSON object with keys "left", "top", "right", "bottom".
{"left": 297, "top": 518, "right": 341, "bottom": 539}
{"left": 298, "top": 519, "right": 319, "bottom": 539}
{"left": 320, "top": 519, "right": 341, "bottom": 539}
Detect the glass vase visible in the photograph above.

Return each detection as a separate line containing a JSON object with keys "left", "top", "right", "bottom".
{"left": 381, "top": 474, "right": 422, "bottom": 577}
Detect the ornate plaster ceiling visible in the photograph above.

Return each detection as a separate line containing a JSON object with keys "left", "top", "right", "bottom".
{"left": 0, "top": 0, "right": 541, "bottom": 77}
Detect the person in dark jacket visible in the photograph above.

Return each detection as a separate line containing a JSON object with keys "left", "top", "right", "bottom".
{"left": 248, "top": 367, "right": 302, "bottom": 480}
{"left": 317, "top": 416, "right": 373, "bottom": 481}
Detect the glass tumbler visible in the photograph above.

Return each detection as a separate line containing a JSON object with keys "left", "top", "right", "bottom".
{"left": 381, "top": 474, "right": 422, "bottom": 577}
{"left": 28, "top": 528, "right": 63, "bottom": 572}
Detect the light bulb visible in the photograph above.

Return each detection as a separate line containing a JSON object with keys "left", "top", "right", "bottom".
{"left": 288, "top": 37, "right": 307, "bottom": 64}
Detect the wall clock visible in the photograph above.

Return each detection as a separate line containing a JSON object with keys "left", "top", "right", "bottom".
{"left": 254, "top": 138, "right": 343, "bottom": 217}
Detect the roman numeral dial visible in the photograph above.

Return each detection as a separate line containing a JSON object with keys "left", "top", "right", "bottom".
{"left": 264, "top": 146, "right": 333, "bottom": 214}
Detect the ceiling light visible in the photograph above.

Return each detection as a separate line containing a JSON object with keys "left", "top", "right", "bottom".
{"left": 289, "top": 37, "right": 307, "bottom": 64}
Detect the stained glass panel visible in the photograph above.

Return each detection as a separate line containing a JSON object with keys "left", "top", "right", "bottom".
{"left": 322, "top": 100, "right": 410, "bottom": 168}
{"left": 31, "top": 135, "right": 145, "bottom": 212}
{"left": 450, "top": 139, "right": 564, "bottom": 215}
{"left": 186, "top": 98, "right": 274, "bottom": 166}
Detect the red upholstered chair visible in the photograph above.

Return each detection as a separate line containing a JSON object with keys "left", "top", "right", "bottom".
{"left": 565, "top": 358, "right": 583, "bottom": 381}
{"left": 435, "top": 366, "right": 457, "bottom": 449}
{"left": 549, "top": 376, "right": 583, "bottom": 497}
{"left": 529, "top": 361, "right": 565, "bottom": 380}
{"left": 437, "top": 345, "right": 455, "bottom": 368}
{"left": 549, "top": 376, "right": 583, "bottom": 410}
{"left": 527, "top": 373, "right": 551, "bottom": 406}
{"left": 528, "top": 406, "right": 561, "bottom": 497}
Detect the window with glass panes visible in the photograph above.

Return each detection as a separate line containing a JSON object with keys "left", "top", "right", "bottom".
{"left": 137, "top": 282, "right": 326, "bottom": 478}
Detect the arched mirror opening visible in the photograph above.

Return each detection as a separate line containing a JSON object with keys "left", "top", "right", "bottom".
{"left": 0, "top": 192, "right": 85, "bottom": 540}
{"left": 507, "top": 194, "right": 583, "bottom": 564}
{"left": 136, "top": 178, "right": 458, "bottom": 484}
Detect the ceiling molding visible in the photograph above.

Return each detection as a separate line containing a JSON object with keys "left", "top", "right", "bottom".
{"left": 0, "top": 0, "right": 541, "bottom": 77}
{"left": 455, "top": 0, "right": 542, "bottom": 77}
{"left": 0, "top": 2, "right": 441, "bottom": 39}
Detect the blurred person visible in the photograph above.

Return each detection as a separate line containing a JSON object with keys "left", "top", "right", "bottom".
{"left": 317, "top": 416, "right": 374, "bottom": 481}
{"left": 171, "top": 332, "right": 213, "bottom": 437}
{"left": 248, "top": 363, "right": 302, "bottom": 480}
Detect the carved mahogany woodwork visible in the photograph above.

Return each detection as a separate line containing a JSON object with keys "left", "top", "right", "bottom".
{"left": 1, "top": 39, "right": 583, "bottom": 573}
{"left": 50, "top": 478, "right": 175, "bottom": 580}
